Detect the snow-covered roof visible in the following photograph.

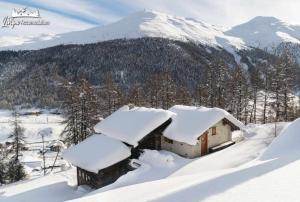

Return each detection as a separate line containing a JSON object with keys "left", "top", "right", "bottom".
{"left": 62, "top": 134, "right": 131, "bottom": 173}
{"left": 94, "top": 105, "right": 174, "bottom": 147}
{"left": 163, "top": 105, "right": 244, "bottom": 145}
{"left": 48, "top": 140, "right": 66, "bottom": 149}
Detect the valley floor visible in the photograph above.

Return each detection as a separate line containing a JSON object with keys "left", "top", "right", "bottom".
{"left": 0, "top": 122, "right": 287, "bottom": 202}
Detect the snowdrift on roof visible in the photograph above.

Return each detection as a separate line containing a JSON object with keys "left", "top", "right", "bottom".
{"left": 260, "top": 118, "right": 300, "bottom": 160}
{"left": 94, "top": 105, "right": 174, "bottom": 146}
{"left": 163, "top": 105, "right": 244, "bottom": 145}
{"left": 62, "top": 134, "right": 131, "bottom": 173}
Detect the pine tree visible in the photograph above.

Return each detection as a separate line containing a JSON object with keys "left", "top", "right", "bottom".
{"left": 7, "top": 111, "right": 26, "bottom": 183}
{"left": 230, "top": 65, "right": 249, "bottom": 122}
{"left": 61, "top": 82, "right": 80, "bottom": 145}
{"left": 102, "top": 73, "right": 124, "bottom": 115}
{"left": 206, "top": 62, "right": 216, "bottom": 107}
{"left": 77, "top": 79, "right": 98, "bottom": 141}
{"left": 196, "top": 82, "right": 208, "bottom": 106}
{"left": 0, "top": 148, "right": 8, "bottom": 185}
{"left": 145, "top": 73, "right": 162, "bottom": 108}
{"left": 261, "top": 61, "right": 271, "bottom": 124}
{"left": 9, "top": 111, "right": 25, "bottom": 162}
{"left": 280, "top": 52, "right": 296, "bottom": 121}
{"left": 249, "top": 67, "right": 261, "bottom": 123}
{"left": 271, "top": 51, "right": 296, "bottom": 122}
{"left": 61, "top": 79, "right": 98, "bottom": 146}
{"left": 7, "top": 158, "right": 26, "bottom": 183}
{"left": 215, "top": 60, "right": 229, "bottom": 109}
{"left": 127, "top": 84, "right": 145, "bottom": 106}
{"left": 175, "top": 84, "right": 192, "bottom": 106}
{"left": 161, "top": 69, "right": 176, "bottom": 109}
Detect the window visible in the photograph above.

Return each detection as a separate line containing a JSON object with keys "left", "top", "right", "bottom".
{"left": 212, "top": 127, "right": 217, "bottom": 136}
{"left": 164, "top": 137, "right": 173, "bottom": 144}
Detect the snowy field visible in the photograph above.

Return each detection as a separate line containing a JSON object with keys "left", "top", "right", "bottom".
{"left": 0, "top": 118, "right": 292, "bottom": 202}
{"left": 0, "top": 109, "right": 65, "bottom": 143}
{"left": 0, "top": 109, "right": 67, "bottom": 180}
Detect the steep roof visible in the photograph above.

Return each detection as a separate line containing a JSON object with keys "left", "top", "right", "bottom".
{"left": 62, "top": 134, "right": 131, "bottom": 173}
{"left": 163, "top": 105, "right": 244, "bottom": 145}
{"left": 94, "top": 105, "right": 174, "bottom": 147}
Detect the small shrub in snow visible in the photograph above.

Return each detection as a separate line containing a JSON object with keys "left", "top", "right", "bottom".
{"left": 6, "top": 158, "right": 26, "bottom": 183}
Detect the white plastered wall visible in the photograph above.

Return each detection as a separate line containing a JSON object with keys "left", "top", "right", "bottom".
{"left": 161, "top": 119, "right": 232, "bottom": 158}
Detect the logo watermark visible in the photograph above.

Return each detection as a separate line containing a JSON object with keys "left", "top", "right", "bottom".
{"left": 2, "top": 7, "right": 50, "bottom": 29}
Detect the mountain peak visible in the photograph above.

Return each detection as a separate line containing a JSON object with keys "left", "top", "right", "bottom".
{"left": 2, "top": 10, "right": 244, "bottom": 52}
{"left": 126, "top": 9, "right": 163, "bottom": 18}
{"left": 226, "top": 16, "right": 300, "bottom": 48}
{"left": 249, "top": 16, "right": 281, "bottom": 23}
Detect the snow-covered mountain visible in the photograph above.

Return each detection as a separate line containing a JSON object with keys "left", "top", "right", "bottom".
{"left": 226, "top": 16, "right": 300, "bottom": 48}
{"left": 3, "top": 10, "right": 300, "bottom": 53}
{"left": 1, "top": 10, "right": 245, "bottom": 52}
{"left": 2, "top": 10, "right": 300, "bottom": 53}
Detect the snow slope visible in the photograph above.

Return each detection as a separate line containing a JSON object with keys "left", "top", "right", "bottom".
{"left": 0, "top": 121, "right": 292, "bottom": 202}
{"left": 0, "top": 10, "right": 245, "bottom": 52}
{"left": 226, "top": 16, "right": 300, "bottom": 48}
{"left": 86, "top": 150, "right": 191, "bottom": 195}
{"left": 0, "top": 168, "right": 86, "bottom": 202}
{"left": 171, "top": 122, "right": 287, "bottom": 176}
{"left": 68, "top": 122, "right": 289, "bottom": 202}
{"left": 66, "top": 120, "right": 300, "bottom": 202}
{"left": 68, "top": 157, "right": 300, "bottom": 202}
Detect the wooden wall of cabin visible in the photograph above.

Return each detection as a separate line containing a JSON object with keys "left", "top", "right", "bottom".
{"left": 132, "top": 118, "right": 172, "bottom": 158}
{"left": 77, "top": 158, "right": 131, "bottom": 189}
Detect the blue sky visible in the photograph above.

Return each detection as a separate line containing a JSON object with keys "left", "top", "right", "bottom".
{"left": 1, "top": 0, "right": 300, "bottom": 37}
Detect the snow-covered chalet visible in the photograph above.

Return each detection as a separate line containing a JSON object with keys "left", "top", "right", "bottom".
{"left": 162, "top": 105, "right": 244, "bottom": 158}
{"left": 63, "top": 105, "right": 174, "bottom": 188}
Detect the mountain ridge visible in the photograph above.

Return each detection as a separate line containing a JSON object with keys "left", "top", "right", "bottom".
{"left": 2, "top": 10, "right": 300, "bottom": 53}
{"left": 226, "top": 15, "right": 300, "bottom": 48}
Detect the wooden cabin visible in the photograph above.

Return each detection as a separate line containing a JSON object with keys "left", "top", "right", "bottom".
{"left": 76, "top": 158, "right": 131, "bottom": 188}
{"left": 64, "top": 105, "right": 173, "bottom": 189}
{"left": 132, "top": 118, "right": 172, "bottom": 158}
{"left": 162, "top": 105, "right": 244, "bottom": 158}
{"left": 48, "top": 140, "right": 65, "bottom": 152}
{"left": 94, "top": 105, "right": 174, "bottom": 158}
{"left": 63, "top": 135, "right": 132, "bottom": 189}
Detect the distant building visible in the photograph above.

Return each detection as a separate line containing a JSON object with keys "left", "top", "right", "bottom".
{"left": 162, "top": 105, "right": 244, "bottom": 158}
{"left": 48, "top": 140, "right": 66, "bottom": 152}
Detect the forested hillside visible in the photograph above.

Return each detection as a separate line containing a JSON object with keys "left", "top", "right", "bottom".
{"left": 0, "top": 37, "right": 299, "bottom": 123}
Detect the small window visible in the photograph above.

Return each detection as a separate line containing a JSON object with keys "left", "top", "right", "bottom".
{"left": 212, "top": 127, "right": 217, "bottom": 136}
{"left": 164, "top": 137, "right": 173, "bottom": 144}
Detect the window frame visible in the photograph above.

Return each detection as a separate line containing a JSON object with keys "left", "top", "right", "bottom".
{"left": 212, "top": 127, "right": 217, "bottom": 136}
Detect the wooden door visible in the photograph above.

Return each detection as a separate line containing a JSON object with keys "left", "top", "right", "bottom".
{"left": 201, "top": 132, "right": 208, "bottom": 156}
